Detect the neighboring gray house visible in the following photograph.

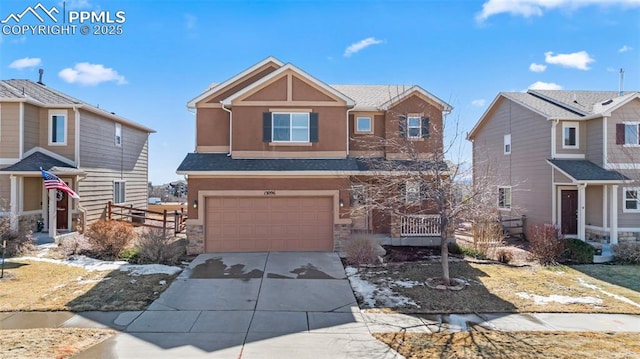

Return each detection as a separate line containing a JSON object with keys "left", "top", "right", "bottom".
{"left": 0, "top": 79, "right": 155, "bottom": 237}
{"left": 468, "top": 90, "right": 640, "bottom": 247}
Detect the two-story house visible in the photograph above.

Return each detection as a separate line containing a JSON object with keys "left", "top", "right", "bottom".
{"left": 0, "top": 79, "right": 155, "bottom": 237}
{"left": 468, "top": 90, "right": 640, "bottom": 248}
{"left": 177, "top": 57, "right": 452, "bottom": 254}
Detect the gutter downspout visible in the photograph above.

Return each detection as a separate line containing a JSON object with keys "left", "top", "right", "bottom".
{"left": 346, "top": 108, "right": 354, "bottom": 157}
{"left": 221, "top": 104, "right": 233, "bottom": 157}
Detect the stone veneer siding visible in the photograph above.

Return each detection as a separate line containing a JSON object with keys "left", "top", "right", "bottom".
{"left": 186, "top": 223, "right": 205, "bottom": 255}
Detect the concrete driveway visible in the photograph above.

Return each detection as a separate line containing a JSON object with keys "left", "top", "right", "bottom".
{"left": 73, "top": 252, "right": 401, "bottom": 359}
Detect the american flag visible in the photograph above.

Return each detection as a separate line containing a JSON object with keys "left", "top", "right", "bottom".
{"left": 41, "top": 169, "right": 80, "bottom": 199}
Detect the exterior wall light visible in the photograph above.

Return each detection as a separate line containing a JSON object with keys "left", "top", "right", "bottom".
{"left": 193, "top": 199, "right": 198, "bottom": 209}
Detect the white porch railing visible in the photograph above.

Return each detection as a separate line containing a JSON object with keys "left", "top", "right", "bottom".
{"left": 400, "top": 214, "right": 441, "bottom": 236}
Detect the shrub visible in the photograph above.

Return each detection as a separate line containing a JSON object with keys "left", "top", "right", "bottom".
{"left": 344, "top": 234, "right": 379, "bottom": 266}
{"left": 135, "top": 228, "right": 185, "bottom": 265}
{"left": 528, "top": 224, "right": 565, "bottom": 265}
{"left": 0, "top": 217, "right": 35, "bottom": 257}
{"left": 471, "top": 215, "right": 504, "bottom": 258}
{"left": 496, "top": 249, "right": 513, "bottom": 264}
{"left": 564, "top": 238, "right": 595, "bottom": 264}
{"left": 448, "top": 242, "right": 463, "bottom": 255}
{"left": 459, "top": 245, "right": 487, "bottom": 259}
{"left": 119, "top": 247, "right": 140, "bottom": 263}
{"left": 612, "top": 242, "right": 640, "bottom": 264}
{"left": 84, "top": 220, "right": 136, "bottom": 260}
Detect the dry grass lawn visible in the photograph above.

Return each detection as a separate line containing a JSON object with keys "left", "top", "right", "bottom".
{"left": 355, "top": 261, "right": 640, "bottom": 314}
{"left": 0, "top": 259, "right": 176, "bottom": 311}
{"left": 0, "top": 328, "right": 116, "bottom": 359}
{"left": 375, "top": 331, "right": 640, "bottom": 359}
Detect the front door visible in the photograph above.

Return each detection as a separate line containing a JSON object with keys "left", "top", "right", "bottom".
{"left": 561, "top": 190, "right": 578, "bottom": 235}
{"left": 56, "top": 189, "right": 68, "bottom": 230}
{"left": 350, "top": 185, "right": 369, "bottom": 232}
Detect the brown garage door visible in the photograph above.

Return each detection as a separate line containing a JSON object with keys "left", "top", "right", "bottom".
{"left": 205, "top": 196, "right": 334, "bottom": 252}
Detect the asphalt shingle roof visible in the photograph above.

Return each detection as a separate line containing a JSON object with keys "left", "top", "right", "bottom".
{"left": 0, "top": 151, "right": 76, "bottom": 172}
{"left": 548, "top": 159, "right": 629, "bottom": 182}
{"left": 0, "top": 79, "right": 82, "bottom": 104}
{"left": 177, "top": 153, "right": 448, "bottom": 173}
{"left": 529, "top": 90, "right": 621, "bottom": 115}
{"left": 502, "top": 92, "right": 582, "bottom": 119}
{"left": 330, "top": 85, "right": 418, "bottom": 109}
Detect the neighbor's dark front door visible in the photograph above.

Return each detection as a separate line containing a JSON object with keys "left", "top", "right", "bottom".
{"left": 561, "top": 190, "right": 578, "bottom": 235}
{"left": 56, "top": 189, "right": 68, "bottom": 230}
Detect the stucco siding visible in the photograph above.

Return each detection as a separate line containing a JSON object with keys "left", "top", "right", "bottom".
{"left": 585, "top": 185, "right": 603, "bottom": 227}
{"left": 585, "top": 118, "right": 603, "bottom": 166}
{"left": 0, "top": 103, "right": 20, "bottom": 159}
{"left": 472, "top": 97, "right": 552, "bottom": 229}
{"left": 78, "top": 109, "right": 149, "bottom": 224}
{"left": 385, "top": 95, "right": 444, "bottom": 158}
{"left": 23, "top": 103, "right": 40, "bottom": 153}
{"left": 196, "top": 108, "right": 229, "bottom": 148}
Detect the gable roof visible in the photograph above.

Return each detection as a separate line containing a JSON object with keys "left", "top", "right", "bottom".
{"left": 187, "top": 57, "right": 284, "bottom": 108}
{"left": 547, "top": 159, "right": 630, "bottom": 183}
{"left": 221, "top": 63, "right": 356, "bottom": 107}
{"left": 0, "top": 79, "right": 155, "bottom": 133}
{"left": 331, "top": 84, "right": 452, "bottom": 112}
{"left": 0, "top": 150, "right": 76, "bottom": 173}
{"left": 468, "top": 90, "right": 640, "bottom": 139}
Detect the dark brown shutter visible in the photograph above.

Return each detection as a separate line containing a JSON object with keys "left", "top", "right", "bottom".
{"left": 263, "top": 112, "right": 272, "bottom": 142}
{"left": 310, "top": 112, "right": 319, "bottom": 142}
{"left": 399, "top": 116, "right": 407, "bottom": 138}
{"left": 616, "top": 123, "right": 625, "bottom": 145}
{"left": 421, "top": 117, "right": 430, "bottom": 138}
{"left": 397, "top": 182, "right": 406, "bottom": 199}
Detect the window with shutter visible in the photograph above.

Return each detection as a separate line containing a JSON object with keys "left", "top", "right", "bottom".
{"left": 407, "top": 116, "right": 422, "bottom": 139}
{"left": 399, "top": 116, "right": 407, "bottom": 138}
{"left": 269, "top": 112, "right": 312, "bottom": 143}
{"left": 618, "top": 123, "right": 640, "bottom": 146}
{"left": 421, "top": 117, "right": 430, "bottom": 138}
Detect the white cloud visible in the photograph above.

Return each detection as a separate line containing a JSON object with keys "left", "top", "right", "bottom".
{"left": 619, "top": 45, "right": 633, "bottom": 53}
{"left": 344, "top": 37, "right": 384, "bottom": 57}
{"left": 544, "top": 51, "right": 594, "bottom": 70}
{"left": 476, "top": 0, "right": 640, "bottom": 22}
{"left": 471, "top": 99, "right": 486, "bottom": 107}
{"left": 529, "top": 63, "right": 547, "bottom": 72}
{"left": 9, "top": 57, "right": 42, "bottom": 70}
{"left": 528, "top": 81, "right": 563, "bottom": 90}
{"left": 58, "top": 62, "right": 127, "bottom": 86}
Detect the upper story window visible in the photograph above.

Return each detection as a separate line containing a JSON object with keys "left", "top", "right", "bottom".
{"left": 617, "top": 122, "right": 640, "bottom": 146}
{"left": 624, "top": 187, "right": 640, "bottom": 213}
{"left": 355, "top": 116, "right": 372, "bottom": 133}
{"left": 498, "top": 186, "right": 511, "bottom": 210}
{"left": 401, "top": 115, "right": 430, "bottom": 139}
{"left": 115, "top": 123, "right": 122, "bottom": 147}
{"left": 263, "top": 111, "right": 318, "bottom": 143}
{"left": 562, "top": 122, "right": 578, "bottom": 149}
{"left": 48, "top": 110, "right": 67, "bottom": 146}
{"left": 114, "top": 180, "right": 126, "bottom": 204}
{"left": 504, "top": 134, "right": 511, "bottom": 154}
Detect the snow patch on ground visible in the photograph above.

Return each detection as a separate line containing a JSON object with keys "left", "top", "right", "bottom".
{"left": 578, "top": 278, "right": 640, "bottom": 308}
{"left": 11, "top": 255, "right": 182, "bottom": 276}
{"left": 345, "top": 266, "right": 419, "bottom": 308}
{"left": 391, "top": 280, "right": 422, "bottom": 288}
{"left": 516, "top": 292, "right": 603, "bottom": 305}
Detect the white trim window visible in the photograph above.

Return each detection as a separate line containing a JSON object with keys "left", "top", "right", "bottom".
{"left": 114, "top": 180, "right": 126, "bottom": 204}
{"left": 48, "top": 110, "right": 67, "bottom": 146}
{"left": 623, "top": 187, "right": 640, "bottom": 213}
{"left": 272, "top": 112, "right": 309, "bottom": 142}
{"left": 498, "top": 186, "right": 511, "bottom": 210}
{"left": 504, "top": 134, "right": 511, "bottom": 154}
{"left": 115, "top": 123, "right": 122, "bottom": 147}
{"left": 407, "top": 116, "right": 422, "bottom": 139}
{"left": 405, "top": 181, "right": 421, "bottom": 203}
{"left": 562, "top": 122, "right": 579, "bottom": 149}
{"left": 355, "top": 116, "right": 372, "bottom": 133}
{"left": 623, "top": 123, "right": 639, "bottom": 146}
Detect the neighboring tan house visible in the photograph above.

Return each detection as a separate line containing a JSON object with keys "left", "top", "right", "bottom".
{"left": 177, "top": 57, "right": 452, "bottom": 254}
{"left": 0, "top": 79, "right": 155, "bottom": 237}
{"left": 468, "top": 89, "right": 640, "bottom": 248}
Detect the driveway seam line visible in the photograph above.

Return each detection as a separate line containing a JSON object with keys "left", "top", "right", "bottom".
{"left": 239, "top": 251, "right": 270, "bottom": 357}
{"left": 187, "top": 310, "right": 203, "bottom": 333}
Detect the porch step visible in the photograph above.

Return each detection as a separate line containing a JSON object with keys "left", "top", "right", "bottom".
{"left": 593, "top": 244, "right": 613, "bottom": 263}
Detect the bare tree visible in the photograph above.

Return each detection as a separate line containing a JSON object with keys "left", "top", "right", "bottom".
{"left": 350, "top": 99, "right": 497, "bottom": 286}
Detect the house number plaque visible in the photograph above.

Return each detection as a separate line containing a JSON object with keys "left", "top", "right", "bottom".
{"left": 264, "top": 190, "right": 276, "bottom": 196}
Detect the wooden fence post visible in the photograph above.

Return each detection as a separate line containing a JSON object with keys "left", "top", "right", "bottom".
{"left": 163, "top": 209, "right": 167, "bottom": 237}
{"left": 108, "top": 201, "right": 112, "bottom": 220}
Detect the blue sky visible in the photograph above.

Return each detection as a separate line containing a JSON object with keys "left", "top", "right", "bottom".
{"left": 1, "top": 0, "right": 639, "bottom": 184}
